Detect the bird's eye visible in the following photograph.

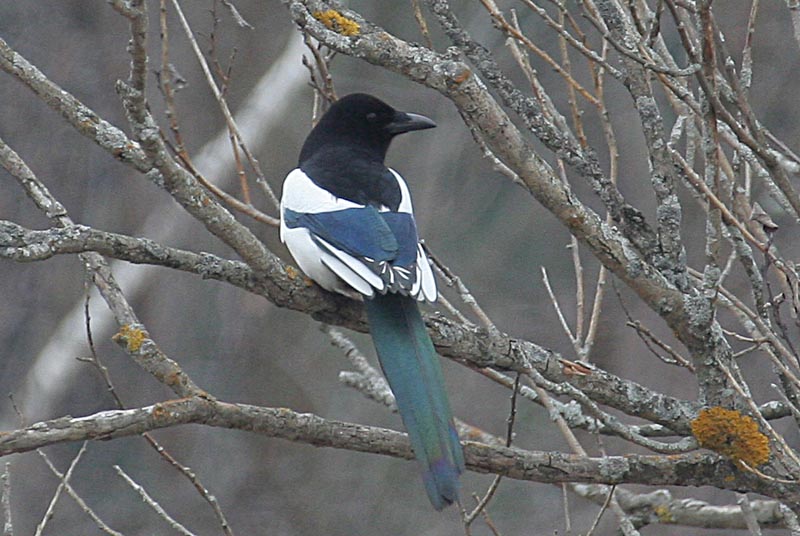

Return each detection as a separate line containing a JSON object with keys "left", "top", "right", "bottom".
{"left": 366, "top": 112, "right": 378, "bottom": 122}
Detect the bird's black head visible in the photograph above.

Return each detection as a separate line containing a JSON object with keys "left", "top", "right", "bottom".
{"left": 298, "top": 93, "right": 436, "bottom": 165}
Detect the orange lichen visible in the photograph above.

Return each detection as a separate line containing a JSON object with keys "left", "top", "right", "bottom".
{"left": 151, "top": 403, "right": 170, "bottom": 420}
{"left": 286, "top": 265, "right": 299, "bottom": 279}
{"left": 113, "top": 324, "right": 147, "bottom": 352}
{"left": 691, "top": 407, "right": 770, "bottom": 467}
{"left": 452, "top": 67, "right": 472, "bottom": 84}
{"left": 313, "top": 10, "right": 360, "bottom": 36}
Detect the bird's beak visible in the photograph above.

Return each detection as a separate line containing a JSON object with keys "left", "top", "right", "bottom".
{"left": 385, "top": 112, "right": 437, "bottom": 135}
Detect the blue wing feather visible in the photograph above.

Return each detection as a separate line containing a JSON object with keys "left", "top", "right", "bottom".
{"left": 284, "top": 207, "right": 419, "bottom": 268}
{"left": 284, "top": 207, "right": 396, "bottom": 261}
{"left": 380, "top": 212, "right": 420, "bottom": 266}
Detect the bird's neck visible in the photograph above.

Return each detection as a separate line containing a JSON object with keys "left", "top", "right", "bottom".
{"left": 300, "top": 133, "right": 391, "bottom": 165}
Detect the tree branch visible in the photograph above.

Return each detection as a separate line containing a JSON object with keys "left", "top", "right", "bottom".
{"left": 0, "top": 397, "right": 791, "bottom": 503}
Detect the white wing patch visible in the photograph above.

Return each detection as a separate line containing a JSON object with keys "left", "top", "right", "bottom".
{"left": 319, "top": 253, "right": 375, "bottom": 297}
{"left": 315, "top": 237, "right": 386, "bottom": 292}
{"left": 417, "top": 244, "right": 437, "bottom": 302}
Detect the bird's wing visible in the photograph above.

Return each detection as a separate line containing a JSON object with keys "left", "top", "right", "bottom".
{"left": 281, "top": 169, "right": 437, "bottom": 300}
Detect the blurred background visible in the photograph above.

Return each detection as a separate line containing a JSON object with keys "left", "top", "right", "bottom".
{"left": 1, "top": 1, "right": 799, "bottom": 534}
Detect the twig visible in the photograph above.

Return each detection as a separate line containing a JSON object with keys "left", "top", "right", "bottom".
{"left": 524, "top": 370, "right": 640, "bottom": 533}
{"left": 207, "top": 3, "right": 247, "bottom": 205}
{"left": 463, "top": 375, "right": 520, "bottom": 527}
{"left": 410, "top": 0, "right": 434, "bottom": 48}
{"left": 158, "top": 0, "right": 194, "bottom": 173}
{"left": 220, "top": 0, "right": 253, "bottom": 28}
{"left": 479, "top": 0, "right": 602, "bottom": 107}
{"left": 541, "top": 266, "right": 579, "bottom": 351}
{"left": 624, "top": 319, "right": 695, "bottom": 372}
{"left": 39, "top": 448, "right": 123, "bottom": 536}
{"left": 170, "top": 0, "right": 279, "bottom": 209}
{"left": 525, "top": 366, "right": 696, "bottom": 454}
{"left": 557, "top": 163, "right": 587, "bottom": 347}
{"left": 741, "top": 0, "right": 759, "bottom": 92}
{"left": 192, "top": 170, "right": 280, "bottom": 227}
{"left": 557, "top": 11, "right": 587, "bottom": 149}
{"left": 519, "top": 0, "right": 625, "bottom": 81}
{"left": 302, "top": 35, "right": 338, "bottom": 128}
{"left": 582, "top": 36, "right": 615, "bottom": 362}
{"left": 585, "top": 485, "right": 616, "bottom": 536}
{"left": 435, "top": 293, "right": 474, "bottom": 327}
{"left": 462, "top": 121, "right": 524, "bottom": 187}
{"left": 323, "top": 325, "right": 396, "bottom": 409}
{"left": 592, "top": 3, "right": 699, "bottom": 78}
{"left": 35, "top": 443, "right": 88, "bottom": 536}
{"left": 114, "top": 466, "right": 197, "bottom": 536}
{"left": 425, "top": 244, "right": 500, "bottom": 335}
{"left": 561, "top": 483, "right": 572, "bottom": 534}
{"left": 506, "top": 10, "right": 571, "bottom": 135}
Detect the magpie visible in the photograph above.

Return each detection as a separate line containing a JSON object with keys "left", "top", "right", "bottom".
{"left": 280, "top": 93, "right": 464, "bottom": 510}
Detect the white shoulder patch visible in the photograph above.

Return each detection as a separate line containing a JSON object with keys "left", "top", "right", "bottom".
{"left": 281, "top": 168, "right": 363, "bottom": 214}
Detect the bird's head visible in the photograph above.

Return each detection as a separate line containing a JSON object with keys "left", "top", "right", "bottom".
{"left": 299, "top": 93, "right": 436, "bottom": 164}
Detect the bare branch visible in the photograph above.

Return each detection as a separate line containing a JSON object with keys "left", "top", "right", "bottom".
{"left": 114, "top": 466, "right": 197, "bottom": 536}
{"left": 0, "top": 397, "right": 789, "bottom": 500}
{"left": 34, "top": 443, "right": 88, "bottom": 536}
{"left": 38, "top": 448, "right": 124, "bottom": 536}
{"left": 170, "top": 0, "right": 279, "bottom": 209}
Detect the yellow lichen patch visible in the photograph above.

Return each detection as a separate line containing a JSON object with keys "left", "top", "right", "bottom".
{"left": 654, "top": 504, "right": 673, "bottom": 523}
{"left": 286, "top": 265, "right": 299, "bottom": 279}
{"left": 313, "top": 10, "right": 360, "bottom": 36}
{"left": 691, "top": 407, "right": 770, "bottom": 467}
{"left": 113, "top": 324, "right": 147, "bottom": 352}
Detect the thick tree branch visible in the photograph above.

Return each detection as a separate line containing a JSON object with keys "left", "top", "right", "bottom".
{"left": 0, "top": 397, "right": 792, "bottom": 504}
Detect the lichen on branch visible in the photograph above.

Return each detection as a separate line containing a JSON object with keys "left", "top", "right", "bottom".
{"left": 313, "top": 10, "right": 359, "bottom": 36}
{"left": 691, "top": 407, "right": 770, "bottom": 467}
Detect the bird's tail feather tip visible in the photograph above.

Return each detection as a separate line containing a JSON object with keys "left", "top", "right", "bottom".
{"left": 423, "top": 457, "right": 463, "bottom": 510}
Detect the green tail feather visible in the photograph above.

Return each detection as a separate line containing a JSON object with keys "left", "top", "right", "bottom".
{"left": 364, "top": 293, "right": 464, "bottom": 510}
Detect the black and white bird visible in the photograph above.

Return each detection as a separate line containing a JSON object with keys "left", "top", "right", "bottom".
{"left": 280, "top": 93, "right": 464, "bottom": 510}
